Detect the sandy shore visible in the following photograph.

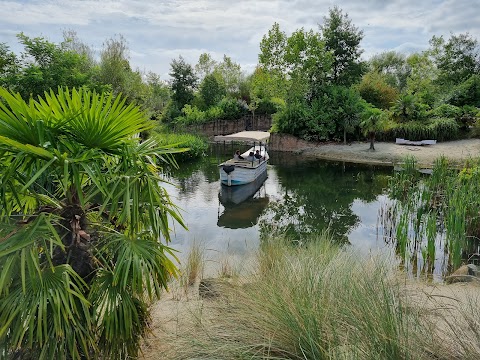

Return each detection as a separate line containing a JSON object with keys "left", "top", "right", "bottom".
{"left": 299, "top": 139, "right": 480, "bottom": 167}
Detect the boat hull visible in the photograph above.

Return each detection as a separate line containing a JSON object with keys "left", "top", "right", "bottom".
{"left": 219, "top": 160, "right": 267, "bottom": 186}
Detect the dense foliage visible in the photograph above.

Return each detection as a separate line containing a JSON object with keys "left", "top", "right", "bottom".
{"left": 2, "top": 7, "right": 479, "bottom": 144}
{"left": 0, "top": 88, "right": 185, "bottom": 359}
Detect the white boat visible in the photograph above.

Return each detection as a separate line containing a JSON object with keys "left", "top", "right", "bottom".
{"left": 214, "top": 131, "right": 270, "bottom": 186}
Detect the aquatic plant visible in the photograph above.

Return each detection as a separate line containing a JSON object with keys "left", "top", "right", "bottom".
{"left": 381, "top": 156, "right": 480, "bottom": 276}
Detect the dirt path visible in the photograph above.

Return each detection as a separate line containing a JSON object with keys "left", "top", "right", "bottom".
{"left": 300, "top": 139, "right": 480, "bottom": 167}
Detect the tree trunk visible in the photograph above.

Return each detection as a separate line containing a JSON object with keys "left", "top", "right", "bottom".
{"left": 343, "top": 128, "right": 347, "bottom": 145}
{"left": 369, "top": 132, "right": 376, "bottom": 151}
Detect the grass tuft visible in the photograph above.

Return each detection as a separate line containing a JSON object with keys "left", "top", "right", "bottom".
{"left": 145, "top": 233, "right": 480, "bottom": 360}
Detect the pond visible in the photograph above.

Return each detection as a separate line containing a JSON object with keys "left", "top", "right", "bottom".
{"left": 163, "top": 147, "right": 446, "bottom": 281}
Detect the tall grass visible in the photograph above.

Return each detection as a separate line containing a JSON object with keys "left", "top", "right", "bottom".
{"left": 378, "top": 118, "right": 460, "bottom": 142}
{"left": 384, "top": 157, "right": 480, "bottom": 274}
{"left": 184, "top": 242, "right": 204, "bottom": 286}
{"left": 153, "top": 233, "right": 477, "bottom": 359}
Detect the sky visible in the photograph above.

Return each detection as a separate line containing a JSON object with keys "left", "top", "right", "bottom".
{"left": 1, "top": 0, "right": 479, "bottom": 79}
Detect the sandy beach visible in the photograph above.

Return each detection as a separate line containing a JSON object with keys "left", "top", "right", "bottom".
{"left": 299, "top": 139, "right": 480, "bottom": 167}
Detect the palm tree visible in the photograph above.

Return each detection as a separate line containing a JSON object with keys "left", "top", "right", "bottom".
{"left": 0, "top": 87, "right": 186, "bottom": 359}
{"left": 392, "top": 94, "right": 419, "bottom": 122}
{"left": 360, "top": 107, "right": 390, "bottom": 151}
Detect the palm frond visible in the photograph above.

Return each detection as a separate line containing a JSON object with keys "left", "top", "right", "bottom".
{"left": 95, "top": 232, "right": 178, "bottom": 298}
{"left": 0, "top": 265, "right": 93, "bottom": 360}
{"left": 89, "top": 269, "right": 150, "bottom": 359}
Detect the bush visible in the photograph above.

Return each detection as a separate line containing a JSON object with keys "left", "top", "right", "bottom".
{"left": 159, "top": 100, "right": 182, "bottom": 125}
{"left": 179, "top": 104, "right": 206, "bottom": 124}
{"left": 274, "top": 85, "right": 366, "bottom": 143}
{"left": 255, "top": 98, "right": 281, "bottom": 115}
{"left": 152, "top": 131, "right": 208, "bottom": 162}
{"left": 447, "top": 74, "right": 480, "bottom": 107}
{"left": 457, "top": 105, "right": 479, "bottom": 130}
{"left": 380, "top": 118, "right": 459, "bottom": 141}
{"left": 429, "top": 104, "right": 461, "bottom": 118}
{"left": 205, "top": 106, "right": 224, "bottom": 121}
{"left": 218, "top": 97, "right": 247, "bottom": 119}
{"left": 273, "top": 100, "right": 309, "bottom": 137}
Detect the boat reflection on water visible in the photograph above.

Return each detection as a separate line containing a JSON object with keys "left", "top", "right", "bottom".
{"left": 217, "top": 171, "right": 269, "bottom": 229}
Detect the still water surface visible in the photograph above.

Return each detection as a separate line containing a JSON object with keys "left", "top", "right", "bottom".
{"left": 164, "top": 149, "right": 445, "bottom": 281}
{"left": 167, "top": 148, "right": 448, "bottom": 281}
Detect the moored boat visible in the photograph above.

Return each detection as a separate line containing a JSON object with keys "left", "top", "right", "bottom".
{"left": 214, "top": 131, "right": 270, "bottom": 186}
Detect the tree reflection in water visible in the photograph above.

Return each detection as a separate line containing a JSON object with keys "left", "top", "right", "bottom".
{"left": 259, "top": 153, "right": 390, "bottom": 243}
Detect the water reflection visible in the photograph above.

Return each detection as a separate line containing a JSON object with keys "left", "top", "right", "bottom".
{"left": 165, "top": 150, "right": 391, "bottom": 261}
{"left": 261, "top": 152, "right": 390, "bottom": 242}
{"left": 218, "top": 171, "right": 269, "bottom": 229}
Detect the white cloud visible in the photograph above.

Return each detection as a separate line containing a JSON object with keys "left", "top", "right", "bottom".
{"left": 2, "top": 0, "right": 479, "bottom": 77}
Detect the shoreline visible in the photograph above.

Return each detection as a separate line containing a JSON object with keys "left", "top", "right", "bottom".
{"left": 290, "top": 139, "right": 480, "bottom": 167}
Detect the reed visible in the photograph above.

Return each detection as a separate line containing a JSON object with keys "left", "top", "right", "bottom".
{"left": 183, "top": 242, "right": 205, "bottom": 286}
{"left": 383, "top": 156, "right": 480, "bottom": 275}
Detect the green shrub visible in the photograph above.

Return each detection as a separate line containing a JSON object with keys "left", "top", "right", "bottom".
{"left": 183, "top": 104, "right": 206, "bottom": 124}
{"left": 273, "top": 100, "right": 309, "bottom": 137}
{"left": 274, "top": 97, "right": 341, "bottom": 142}
{"left": 256, "top": 98, "right": 281, "bottom": 115}
{"left": 380, "top": 118, "right": 459, "bottom": 141}
{"left": 205, "top": 106, "right": 224, "bottom": 121}
{"left": 430, "top": 117, "right": 461, "bottom": 140}
{"left": 153, "top": 131, "right": 208, "bottom": 162}
{"left": 447, "top": 74, "right": 480, "bottom": 107}
{"left": 457, "top": 105, "right": 479, "bottom": 130}
{"left": 429, "top": 104, "right": 461, "bottom": 118}
{"left": 218, "top": 97, "right": 247, "bottom": 119}
{"left": 159, "top": 100, "right": 182, "bottom": 125}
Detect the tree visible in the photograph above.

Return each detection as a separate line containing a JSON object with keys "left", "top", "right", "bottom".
{"left": 405, "top": 52, "right": 438, "bottom": 106}
{"left": 360, "top": 106, "right": 390, "bottom": 150}
{"left": 213, "top": 55, "right": 242, "bottom": 96}
{"left": 0, "top": 43, "right": 18, "bottom": 90}
{"left": 61, "top": 29, "right": 96, "bottom": 69}
{"left": 339, "top": 87, "right": 364, "bottom": 144}
{"left": 98, "top": 34, "right": 131, "bottom": 96}
{"left": 14, "top": 33, "right": 94, "bottom": 99}
{"left": 285, "top": 28, "right": 332, "bottom": 100}
{"left": 392, "top": 93, "right": 427, "bottom": 122}
{"left": 144, "top": 72, "right": 171, "bottom": 116}
{"left": 320, "top": 6, "right": 365, "bottom": 86}
{"left": 0, "top": 87, "right": 186, "bottom": 359}
{"left": 259, "top": 22, "right": 288, "bottom": 74}
{"left": 429, "top": 33, "right": 480, "bottom": 87}
{"left": 259, "top": 23, "right": 332, "bottom": 100}
{"left": 369, "top": 51, "right": 411, "bottom": 91}
{"left": 199, "top": 73, "right": 226, "bottom": 107}
{"left": 169, "top": 56, "right": 198, "bottom": 109}
{"left": 195, "top": 52, "right": 216, "bottom": 81}
{"left": 357, "top": 71, "right": 399, "bottom": 109}
{"left": 315, "top": 85, "right": 364, "bottom": 143}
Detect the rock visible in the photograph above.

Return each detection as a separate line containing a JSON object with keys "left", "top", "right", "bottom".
{"left": 446, "top": 264, "right": 480, "bottom": 284}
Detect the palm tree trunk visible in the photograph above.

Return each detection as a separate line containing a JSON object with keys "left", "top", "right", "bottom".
{"left": 369, "top": 132, "right": 376, "bottom": 151}
{"left": 344, "top": 128, "right": 347, "bottom": 145}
